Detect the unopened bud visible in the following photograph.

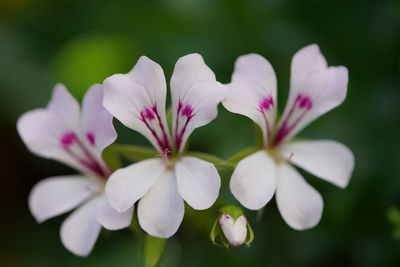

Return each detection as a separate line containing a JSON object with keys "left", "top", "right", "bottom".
{"left": 219, "top": 213, "right": 247, "bottom": 246}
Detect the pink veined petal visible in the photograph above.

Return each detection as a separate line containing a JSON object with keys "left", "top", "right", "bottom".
{"left": 138, "top": 170, "right": 184, "bottom": 238}
{"left": 170, "top": 53, "right": 227, "bottom": 153}
{"left": 230, "top": 150, "right": 277, "bottom": 210}
{"left": 275, "top": 163, "right": 323, "bottom": 230}
{"left": 47, "top": 83, "right": 81, "bottom": 132}
{"left": 273, "top": 45, "right": 348, "bottom": 145}
{"left": 60, "top": 196, "right": 103, "bottom": 257}
{"left": 28, "top": 175, "right": 102, "bottom": 223}
{"left": 105, "top": 158, "right": 166, "bottom": 212}
{"left": 223, "top": 54, "right": 277, "bottom": 143}
{"left": 103, "top": 56, "right": 171, "bottom": 153}
{"left": 81, "top": 84, "right": 117, "bottom": 156}
{"left": 17, "top": 109, "right": 89, "bottom": 174}
{"left": 96, "top": 196, "right": 134, "bottom": 230}
{"left": 279, "top": 140, "right": 355, "bottom": 188}
{"left": 175, "top": 156, "right": 221, "bottom": 210}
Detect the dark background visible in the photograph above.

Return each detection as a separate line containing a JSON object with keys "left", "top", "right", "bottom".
{"left": 1, "top": 0, "right": 399, "bottom": 266}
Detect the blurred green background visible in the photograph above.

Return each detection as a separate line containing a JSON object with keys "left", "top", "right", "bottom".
{"left": 1, "top": 0, "right": 399, "bottom": 266}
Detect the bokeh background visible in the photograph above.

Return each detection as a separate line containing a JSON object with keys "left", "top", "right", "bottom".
{"left": 1, "top": 0, "right": 399, "bottom": 266}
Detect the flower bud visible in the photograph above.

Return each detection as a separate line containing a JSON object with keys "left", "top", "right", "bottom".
{"left": 219, "top": 213, "right": 247, "bottom": 246}
{"left": 210, "top": 205, "right": 254, "bottom": 247}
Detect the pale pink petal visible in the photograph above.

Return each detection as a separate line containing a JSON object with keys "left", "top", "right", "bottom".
{"left": 230, "top": 150, "right": 276, "bottom": 210}
{"left": 96, "top": 197, "right": 133, "bottom": 230}
{"left": 175, "top": 156, "right": 220, "bottom": 210}
{"left": 28, "top": 175, "right": 102, "bottom": 223}
{"left": 280, "top": 140, "right": 355, "bottom": 188}
{"left": 81, "top": 84, "right": 117, "bottom": 156}
{"left": 103, "top": 56, "right": 171, "bottom": 153}
{"left": 138, "top": 171, "right": 184, "bottom": 238}
{"left": 223, "top": 54, "right": 277, "bottom": 143}
{"left": 276, "top": 163, "right": 323, "bottom": 230}
{"left": 60, "top": 196, "right": 103, "bottom": 257}
{"left": 170, "top": 54, "right": 227, "bottom": 152}
{"left": 105, "top": 158, "right": 165, "bottom": 212}
{"left": 273, "top": 45, "right": 348, "bottom": 145}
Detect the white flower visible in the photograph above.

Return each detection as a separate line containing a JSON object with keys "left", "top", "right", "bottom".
{"left": 219, "top": 214, "right": 247, "bottom": 246}
{"left": 17, "top": 84, "right": 133, "bottom": 256}
{"left": 103, "top": 54, "right": 227, "bottom": 238}
{"left": 223, "top": 44, "right": 355, "bottom": 230}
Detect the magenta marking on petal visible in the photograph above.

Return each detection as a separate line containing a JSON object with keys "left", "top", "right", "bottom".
{"left": 181, "top": 104, "right": 194, "bottom": 117}
{"left": 174, "top": 101, "right": 196, "bottom": 152}
{"left": 86, "top": 132, "right": 95, "bottom": 146}
{"left": 272, "top": 94, "right": 313, "bottom": 146}
{"left": 61, "top": 132, "right": 77, "bottom": 146}
{"left": 139, "top": 105, "right": 171, "bottom": 153}
{"left": 60, "top": 131, "right": 110, "bottom": 178}
{"left": 258, "top": 96, "right": 274, "bottom": 141}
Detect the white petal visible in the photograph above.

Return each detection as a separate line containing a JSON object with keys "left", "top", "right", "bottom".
{"left": 276, "top": 163, "right": 323, "bottom": 230}
{"left": 103, "top": 56, "right": 170, "bottom": 152}
{"left": 219, "top": 214, "right": 247, "bottom": 246}
{"left": 47, "top": 84, "right": 81, "bottom": 131}
{"left": 28, "top": 175, "right": 102, "bottom": 223}
{"left": 280, "top": 140, "right": 355, "bottom": 188}
{"left": 105, "top": 158, "right": 165, "bottom": 212}
{"left": 81, "top": 84, "right": 117, "bottom": 155}
{"left": 138, "top": 171, "right": 184, "bottom": 238}
{"left": 175, "top": 156, "right": 220, "bottom": 210}
{"left": 171, "top": 54, "right": 227, "bottom": 152}
{"left": 60, "top": 197, "right": 103, "bottom": 257}
{"left": 275, "top": 45, "right": 348, "bottom": 143}
{"left": 223, "top": 54, "right": 277, "bottom": 142}
{"left": 230, "top": 151, "right": 276, "bottom": 210}
{"left": 96, "top": 196, "right": 133, "bottom": 230}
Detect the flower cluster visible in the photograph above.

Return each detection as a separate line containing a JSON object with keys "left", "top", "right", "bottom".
{"left": 17, "top": 45, "right": 354, "bottom": 256}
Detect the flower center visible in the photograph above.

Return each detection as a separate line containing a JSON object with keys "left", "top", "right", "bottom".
{"left": 271, "top": 94, "right": 313, "bottom": 146}
{"left": 140, "top": 105, "right": 171, "bottom": 154}
{"left": 60, "top": 132, "right": 110, "bottom": 178}
{"left": 174, "top": 101, "right": 195, "bottom": 152}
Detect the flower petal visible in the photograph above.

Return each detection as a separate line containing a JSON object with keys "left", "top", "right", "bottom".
{"left": 47, "top": 83, "right": 81, "bottom": 131}
{"left": 81, "top": 84, "right": 117, "bottom": 155}
{"left": 274, "top": 45, "right": 348, "bottom": 144}
{"left": 175, "top": 156, "right": 220, "bottom": 210}
{"left": 279, "top": 140, "right": 355, "bottom": 188}
{"left": 230, "top": 150, "right": 276, "bottom": 210}
{"left": 60, "top": 196, "right": 103, "bottom": 257}
{"left": 28, "top": 175, "right": 102, "bottom": 223}
{"left": 96, "top": 197, "right": 133, "bottom": 230}
{"left": 171, "top": 54, "right": 227, "bottom": 152}
{"left": 223, "top": 54, "right": 277, "bottom": 143}
{"left": 103, "top": 56, "right": 170, "bottom": 153}
{"left": 275, "top": 163, "right": 323, "bottom": 230}
{"left": 138, "top": 171, "right": 184, "bottom": 238}
{"left": 105, "top": 158, "right": 165, "bottom": 212}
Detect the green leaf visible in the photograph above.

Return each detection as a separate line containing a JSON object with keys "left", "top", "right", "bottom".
{"left": 108, "top": 144, "right": 158, "bottom": 162}
{"left": 210, "top": 218, "right": 221, "bottom": 244}
{"left": 219, "top": 205, "right": 244, "bottom": 220}
{"left": 245, "top": 222, "right": 254, "bottom": 246}
{"left": 102, "top": 146, "right": 122, "bottom": 171}
{"left": 224, "top": 147, "right": 259, "bottom": 167}
{"left": 143, "top": 235, "right": 167, "bottom": 267}
{"left": 387, "top": 206, "right": 400, "bottom": 225}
